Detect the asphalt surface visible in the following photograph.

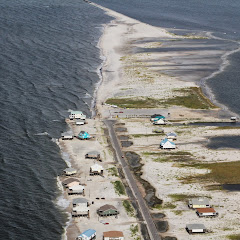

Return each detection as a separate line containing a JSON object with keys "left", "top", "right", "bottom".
{"left": 104, "top": 120, "right": 161, "bottom": 240}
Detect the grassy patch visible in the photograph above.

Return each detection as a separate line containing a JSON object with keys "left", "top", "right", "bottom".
{"left": 169, "top": 194, "right": 200, "bottom": 202}
{"left": 123, "top": 200, "right": 135, "bottom": 217}
{"left": 164, "top": 87, "right": 217, "bottom": 109}
{"left": 215, "top": 126, "right": 240, "bottom": 130}
{"left": 227, "top": 234, "right": 240, "bottom": 240}
{"left": 156, "top": 202, "right": 176, "bottom": 209}
{"left": 107, "top": 167, "right": 118, "bottom": 177}
{"left": 112, "top": 180, "right": 126, "bottom": 195}
{"left": 131, "top": 133, "right": 164, "bottom": 138}
{"left": 143, "top": 151, "right": 192, "bottom": 156}
{"left": 105, "top": 97, "right": 161, "bottom": 109}
{"left": 130, "top": 224, "right": 139, "bottom": 237}
{"left": 173, "top": 210, "right": 183, "bottom": 215}
{"left": 181, "top": 161, "right": 240, "bottom": 185}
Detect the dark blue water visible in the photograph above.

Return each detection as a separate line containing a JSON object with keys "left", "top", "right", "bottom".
{"left": 207, "top": 136, "right": 240, "bottom": 149}
{"left": 92, "top": 0, "right": 240, "bottom": 116}
{"left": 0, "top": 0, "right": 112, "bottom": 239}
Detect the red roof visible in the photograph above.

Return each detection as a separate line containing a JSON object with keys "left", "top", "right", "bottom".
{"left": 196, "top": 207, "right": 216, "bottom": 213}
{"left": 103, "top": 231, "right": 124, "bottom": 237}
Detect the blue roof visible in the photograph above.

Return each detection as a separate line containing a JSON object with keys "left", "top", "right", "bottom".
{"left": 71, "top": 111, "right": 83, "bottom": 115}
{"left": 79, "top": 229, "right": 96, "bottom": 238}
{"left": 160, "top": 138, "right": 175, "bottom": 145}
{"left": 166, "top": 132, "right": 177, "bottom": 136}
{"left": 78, "top": 131, "right": 90, "bottom": 139}
{"left": 153, "top": 116, "right": 165, "bottom": 120}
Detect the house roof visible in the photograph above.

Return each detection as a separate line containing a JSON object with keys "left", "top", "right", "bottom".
{"left": 64, "top": 167, "right": 76, "bottom": 173}
{"left": 196, "top": 208, "right": 216, "bottom": 213}
{"left": 72, "top": 198, "right": 88, "bottom": 204}
{"left": 62, "top": 178, "right": 80, "bottom": 185}
{"left": 69, "top": 185, "right": 84, "bottom": 191}
{"left": 189, "top": 198, "right": 210, "bottom": 206}
{"left": 71, "top": 111, "right": 83, "bottom": 115}
{"left": 103, "top": 231, "right": 124, "bottom": 237}
{"left": 79, "top": 229, "right": 96, "bottom": 238}
{"left": 91, "top": 163, "right": 103, "bottom": 171}
{"left": 186, "top": 224, "right": 206, "bottom": 230}
{"left": 98, "top": 204, "right": 117, "bottom": 212}
{"left": 67, "top": 181, "right": 80, "bottom": 188}
{"left": 72, "top": 205, "right": 89, "bottom": 212}
{"left": 166, "top": 132, "right": 177, "bottom": 137}
{"left": 160, "top": 138, "right": 175, "bottom": 145}
{"left": 87, "top": 151, "right": 100, "bottom": 155}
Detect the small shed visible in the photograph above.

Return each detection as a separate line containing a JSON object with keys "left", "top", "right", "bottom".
{"left": 85, "top": 151, "right": 100, "bottom": 159}
{"left": 160, "top": 138, "right": 176, "bottom": 149}
{"left": 97, "top": 204, "right": 119, "bottom": 217}
{"left": 78, "top": 131, "right": 91, "bottom": 140}
{"left": 76, "top": 229, "right": 96, "bottom": 240}
{"left": 196, "top": 208, "right": 218, "bottom": 217}
{"left": 103, "top": 231, "right": 124, "bottom": 240}
{"left": 188, "top": 198, "right": 210, "bottom": 209}
{"left": 69, "top": 111, "right": 86, "bottom": 120}
{"left": 90, "top": 163, "right": 103, "bottom": 176}
{"left": 166, "top": 132, "right": 177, "bottom": 140}
{"left": 68, "top": 184, "right": 85, "bottom": 195}
{"left": 62, "top": 178, "right": 80, "bottom": 187}
{"left": 61, "top": 133, "right": 73, "bottom": 140}
{"left": 186, "top": 224, "right": 206, "bottom": 234}
{"left": 72, "top": 198, "right": 89, "bottom": 207}
{"left": 63, "top": 167, "right": 77, "bottom": 176}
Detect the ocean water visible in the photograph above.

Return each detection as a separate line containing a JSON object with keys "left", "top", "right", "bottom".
{"left": 0, "top": 0, "right": 111, "bottom": 239}
{"left": 92, "top": 0, "right": 240, "bottom": 116}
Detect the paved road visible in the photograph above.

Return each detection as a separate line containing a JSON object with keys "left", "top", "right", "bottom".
{"left": 104, "top": 120, "right": 161, "bottom": 240}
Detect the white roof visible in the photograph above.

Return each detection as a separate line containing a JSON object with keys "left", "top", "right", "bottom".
{"left": 73, "top": 198, "right": 88, "bottom": 205}
{"left": 67, "top": 181, "right": 80, "bottom": 188}
{"left": 91, "top": 163, "right": 103, "bottom": 172}
{"left": 72, "top": 205, "right": 89, "bottom": 213}
{"left": 186, "top": 224, "right": 206, "bottom": 230}
{"left": 189, "top": 198, "right": 210, "bottom": 205}
{"left": 69, "top": 185, "right": 85, "bottom": 191}
{"left": 64, "top": 167, "right": 76, "bottom": 173}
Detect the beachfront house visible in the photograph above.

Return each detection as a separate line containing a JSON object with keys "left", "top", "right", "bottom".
{"left": 75, "top": 119, "right": 85, "bottom": 125}
{"left": 186, "top": 224, "right": 206, "bottom": 234}
{"left": 85, "top": 151, "right": 100, "bottom": 160}
{"left": 97, "top": 204, "right": 119, "bottom": 217}
{"left": 69, "top": 111, "right": 86, "bottom": 120}
{"left": 62, "top": 178, "right": 80, "bottom": 187}
{"left": 78, "top": 131, "right": 91, "bottom": 140}
{"left": 72, "top": 198, "right": 89, "bottom": 218}
{"left": 166, "top": 132, "right": 177, "bottom": 140}
{"left": 103, "top": 231, "right": 124, "bottom": 240}
{"left": 153, "top": 118, "right": 166, "bottom": 125}
{"left": 196, "top": 208, "right": 218, "bottom": 217}
{"left": 61, "top": 133, "right": 74, "bottom": 140}
{"left": 63, "top": 167, "right": 77, "bottom": 176}
{"left": 151, "top": 114, "right": 165, "bottom": 122}
{"left": 188, "top": 198, "right": 210, "bottom": 209}
{"left": 160, "top": 138, "right": 176, "bottom": 149}
{"left": 76, "top": 229, "right": 96, "bottom": 240}
{"left": 67, "top": 181, "right": 82, "bottom": 188}
{"left": 68, "top": 184, "right": 85, "bottom": 195}
{"left": 90, "top": 163, "right": 104, "bottom": 176}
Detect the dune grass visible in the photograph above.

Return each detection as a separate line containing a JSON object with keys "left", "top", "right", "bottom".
{"left": 123, "top": 200, "right": 135, "bottom": 217}
{"left": 112, "top": 180, "right": 126, "bottom": 195}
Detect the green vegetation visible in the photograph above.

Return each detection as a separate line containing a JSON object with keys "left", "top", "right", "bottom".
{"left": 130, "top": 224, "right": 139, "bottom": 236}
{"left": 164, "top": 87, "right": 217, "bottom": 109}
{"left": 112, "top": 180, "right": 126, "bottom": 195}
{"left": 155, "top": 202, "right": 176, "bottom": 209}
{"left": 143, "top": 151, "right": 192, "bottom": 156}
{"left": 214, "top": 126, "right": 240, "bottom": 130}
{"left": 105, "top": 97, "right": 161, "bottom": 109}
{"left": 173, "top": 210, "right": 183, "bottom": 215}
{"left": 169, "top": 194, "right": 200, "bottom": 202}
{"left": 123, "top": 200, "right": 135, "bottom": 217}
{"left": 131, "top": 133, "right": 164, "bottom": 138}
{"left": 227, "top": 234, "right": 240, "bottom": 240}
{"left": 181, "top": 161, "right": 240, "bottom": 185}
{"left": 107, "top": 167, "right": 118, "bottom": 177}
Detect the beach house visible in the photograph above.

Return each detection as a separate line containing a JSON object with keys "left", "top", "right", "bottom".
{"left": 72, "top": 198, "right": 89, "bottom": 218}
{"left": 61, "top": 133, "right": 74, "bottom": 140}
{"left": 69, "top": 111, "right": 86, "bottom": 120}
{"left": 166, "top": 132, "right": 177, "bottom": 140}
{"left": 85, "top": 151, "right": 100, "bottom": 160}
{"left": 62, "top": 178, "right": 80, "bottom": 187}
{"left": 151, "top": 114, "right": 165, "bottom": 122}
{"left": 160, "top": 138, "right": 176, "bottom": 149}
{"left": 103, "top": 231, "right": 124, "bottom": 240}
{"left": 78, "top": 131, "right": 91, "bottom": 140}
{"left": 188, "top": 198, "right": 211, "bottom": 209}
{"left": 90, "top": 163, "right": 104, "bottom": 176}
{"left": 153, "top": 118, "right": 166, "bottom": 125}
{"left": 97, "top": 204, "right": 119, "bottom": 217}
{"left": 196, "top": 208, "right": 218, "bottom": 217}
{"left": 186, "top": 224, "right": 206, "bottom": 234}
{"left": 63, "top": 167, "right": 77, "bottom": 176}
{"left": 76, "top": 229, "right": 96, "bottom": 240}
{"left": 68, "top": 184, "right": 85, "bottom": 195}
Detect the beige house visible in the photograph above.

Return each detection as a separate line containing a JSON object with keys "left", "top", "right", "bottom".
{"left": 103, "top": 231, "right": 124, "bottom": 240}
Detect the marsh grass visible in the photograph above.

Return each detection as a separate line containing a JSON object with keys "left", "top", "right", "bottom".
{"left": 181, "top": 161, "right": 240, "bottom": 185}
{"left": 112, "top": 180, "right": 126, "bottom": 195}
{"left": 123, "top": 200, "right": 135, "bottom": 217}
{"left": 227, "top": 234, "right": 240, "bottom": 240}
{"left": 131, "top": 133, "right": 164, "bottom": 138}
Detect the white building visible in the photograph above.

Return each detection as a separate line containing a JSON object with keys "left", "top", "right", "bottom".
{"left": 90, "top": 163, "right": 104, "bottom": 175}
{"left": 160, "top": 138, "right": 176, "bottom": 149}
{"left": 69, "top": 111, "right": 86, "bottom": 120}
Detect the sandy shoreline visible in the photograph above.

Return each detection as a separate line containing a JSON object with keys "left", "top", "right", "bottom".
{"left": 59, "top": 2, "right": 240, "bottom": 240}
